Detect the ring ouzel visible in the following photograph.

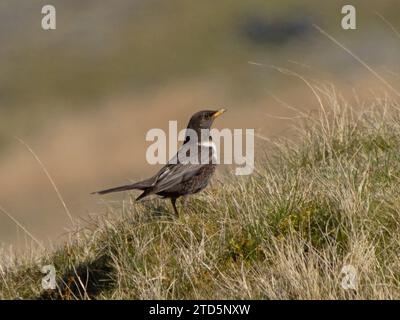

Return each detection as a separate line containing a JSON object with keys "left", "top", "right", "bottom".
{"left": 92, "top": 109, "right": 226, "bottom": 215}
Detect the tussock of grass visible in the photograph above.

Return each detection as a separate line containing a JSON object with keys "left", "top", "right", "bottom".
{"left": 2, "top": 88, "right": 400, "bottom": 299}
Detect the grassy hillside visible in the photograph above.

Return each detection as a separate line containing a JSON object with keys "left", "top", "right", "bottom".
{"left": 2, "top": 0, "right": 400, "bottom": 250}
{"left": 2, "top": 88, "right": 400, "bottom": 299}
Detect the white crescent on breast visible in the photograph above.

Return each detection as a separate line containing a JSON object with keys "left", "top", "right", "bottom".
{"left": 198, "top": 141, "right": 218, "bottom": 163}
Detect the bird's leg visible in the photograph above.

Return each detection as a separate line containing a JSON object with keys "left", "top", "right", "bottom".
{"left": 171, "top": 198, "right": 179, "bottom": 217}
{"left": 182, "top": 195, "right": 189, "bottom": 212}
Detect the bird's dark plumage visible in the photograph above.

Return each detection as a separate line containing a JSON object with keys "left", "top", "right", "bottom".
{"left": 93, "top": 109, "right": 226, "bottom": 215}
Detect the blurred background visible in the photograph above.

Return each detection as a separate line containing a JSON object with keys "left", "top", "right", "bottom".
{"left": 1, "top": 0, "right": 400, "bottom": 250}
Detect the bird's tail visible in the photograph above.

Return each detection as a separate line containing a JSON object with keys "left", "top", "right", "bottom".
{"left": 92, "top": 180, "right": 153, "bottom": 195}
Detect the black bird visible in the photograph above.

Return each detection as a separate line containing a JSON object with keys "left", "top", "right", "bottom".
{"left": 92, "top": 109, "right": 226, "bottom": 216}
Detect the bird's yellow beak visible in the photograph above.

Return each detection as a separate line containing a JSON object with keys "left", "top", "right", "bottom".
{"left": 212, "top": 109, "right": 226, "bottom": 119}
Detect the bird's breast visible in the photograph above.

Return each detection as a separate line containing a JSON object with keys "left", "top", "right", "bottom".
{"left": 198, "top": 141, "right": 218, "bottom": 163}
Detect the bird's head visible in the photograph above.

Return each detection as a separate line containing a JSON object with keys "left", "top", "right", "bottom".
{"left": 186, "top": 109, "right": 226, "bottom": 132}
{"left": 183, "top": 109, "right": 226, "bottom": 145}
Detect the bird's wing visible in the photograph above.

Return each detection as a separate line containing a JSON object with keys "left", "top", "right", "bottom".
{"left": 151, "top": 143, "right": 215, "bottom": 193}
